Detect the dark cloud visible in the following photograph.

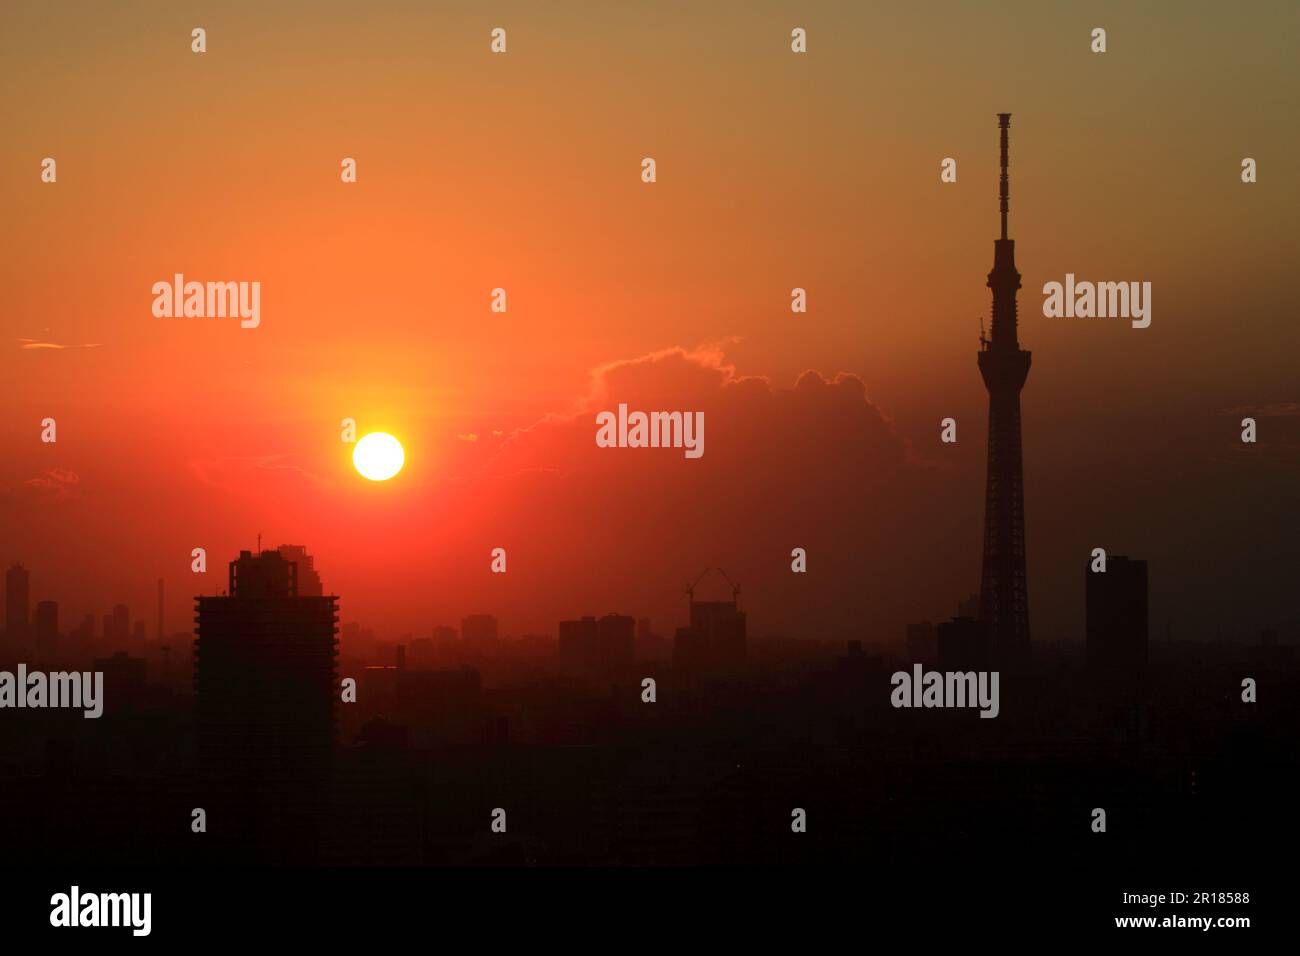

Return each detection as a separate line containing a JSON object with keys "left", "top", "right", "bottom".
{"left": 464, "top": 346, "right": 969, "bottom": 641}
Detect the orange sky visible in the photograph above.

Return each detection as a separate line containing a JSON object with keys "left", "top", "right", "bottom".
{"left": 3, "top": 1, "right": 1298, "bottom": 644}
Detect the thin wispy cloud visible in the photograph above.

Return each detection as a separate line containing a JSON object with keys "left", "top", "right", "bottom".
{"left": 188, "top": 454, "right": 335, "bottom": 493}
{"left": 22, "top": 468, "right": 82, "bottom": 503}
{"left": 1224, "top": 402, "right": 1300, "bottom": 417}
{"left": 18, "top": 338, "right": 102, "bottom": 350}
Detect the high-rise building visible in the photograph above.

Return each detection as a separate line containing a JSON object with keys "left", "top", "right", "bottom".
{"left": 406, "top": 637, "right": 435, "bottom": 668}
{"left": 906, "top": 620, "right": 936, "bottom": 663}
{"left": 937, "top": 616, "right": 991, "bottom": 671}
{"left": 460, "top": 614, "right": 498, "bottom": 646}
{"left": 194, "top": 549, "right": 338, "bottom": 863}
{"left": 673, "top": 580, "right": 746, "bottom": 674}
{"left": 5, "top": 563, "right": 30, "bottom": 644}
{"left": 977, "top": 113, "right": 1032, "bottom": 665}
{"left": 93, "top": 650, "right": 147, "bottom": 713}
{"left": 634, "top": 615, "right": 671, "bottom": 661}
{"left": 597, "top": 613, "right": 636, "bottom": 672}
{"left": 277, "top": 544, "right": 323, "bottom": 597}
{"left": 103, "top": 603, "right": 130, "bottom": 647}
{"left": 1086, "top": 555, "right": 1148, "bottom": 696}
{"left": 558, "top": 613, "right": 636, "bottom": 678}
{"left": 559, "top": 616, "right": 598, "bottom": 673}
{"left": 67, "top": 615, "right": 93, "bottom": 667}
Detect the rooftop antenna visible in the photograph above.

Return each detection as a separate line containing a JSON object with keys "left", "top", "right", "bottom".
{"left": 979, "top": 316, "right": 989, "bottom": 351}
{"left": 997, "top": 113, "right": 1011, "bottom": 240}
{"left": 257, "top": 532, "right": 262, "bottom": 553}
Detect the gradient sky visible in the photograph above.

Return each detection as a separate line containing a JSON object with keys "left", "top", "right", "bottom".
{"left": 3, "top": 1, "right": 1298, "bottom": 645}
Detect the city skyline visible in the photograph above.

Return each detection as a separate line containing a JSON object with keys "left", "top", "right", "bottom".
{"left": 4, "top": 3, "right": 1299, "bottom": 648}
{"left": 2, "top": 4, "right": 1295, "bottom": 935}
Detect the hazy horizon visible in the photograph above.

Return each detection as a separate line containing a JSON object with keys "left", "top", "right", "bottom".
{"left": 4, "top": 0, "right": 1298, "bottom": 646}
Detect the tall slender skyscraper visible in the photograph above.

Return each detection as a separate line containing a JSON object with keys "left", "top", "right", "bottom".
{"left": 978, "top": 114, "right": 1031, "bottom": 663}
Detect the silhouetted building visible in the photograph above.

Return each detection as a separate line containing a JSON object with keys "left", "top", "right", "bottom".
{"left": 5, "top": 563, "right": 29, "bottom": 645}
{"left": 907, "top": 620, "right": 936, "bottom": 663}
{"left": 356, "top": 715, "right": 408, "bottom": 750}
{"left": 830, "top": 640, "right": 885, "bottom": 698}
{"left": 1085, "top": 556, "right": 1148, "bottom": 697}
{"left": 560, "top": 613, "right": 635, "bottom": 679}
{"left": 277, "top": 544, "right": 323, "bottom": 597}
{"left": 361, "top": 664, "right": 399, "bottom": 703}
{"left": 937, "top": 616, "right": 991, "bottom": 671}
{"left": 93, "top": 650, "right": 147, "bottom": 713}
{"left": 194, "top": 549, "right": 338, "bottom": 863}
{"left": 598, "top": 613, "right": 635, "bottom": 672}
{"left": 1250, "top": 627, "right": 1294, "bottom": 668}
{"left": 674, "top": 583, "right": 747, "bottom": 675}
{"left": 407, "top": 636, "right": 435, "bottom": 668}
{"left": 156, "top": 577, "right": 165, "bottom": 641}
{"left": 559, "top": 616, "right": 598, "bottom": 674}
{"left": 977, "top": 113, "right": 1032, "bottom": 666}
{"left": 103, "top": 603, "right": 130, "bottom": 647}
{"left": 635, "top": 616, "right": 670, "bottom": 661}
{"left": 461, "top": 614, "right": 498, "bottom": 646}
{"left": 395, "top": 666, "right": 483, "bottom": 746}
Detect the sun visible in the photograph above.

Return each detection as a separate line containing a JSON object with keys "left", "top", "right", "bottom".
{"left": 353, "top": 432, "right": 404, "bottom": 481}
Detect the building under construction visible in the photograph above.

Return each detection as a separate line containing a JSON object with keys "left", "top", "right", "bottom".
{"left": 673, "top": 568, "right": 747, "bottom": 674}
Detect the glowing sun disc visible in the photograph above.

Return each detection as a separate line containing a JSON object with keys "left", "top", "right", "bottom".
{"left": 353, "top": 432, "right": 404, "bottom": 481}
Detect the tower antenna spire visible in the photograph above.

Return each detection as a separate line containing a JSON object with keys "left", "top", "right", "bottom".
{"left": 998, "top": 113, "right": 1011, "bottom": 240}
{"left": 978, "top": 111, "right": 1031, "bottom": 667}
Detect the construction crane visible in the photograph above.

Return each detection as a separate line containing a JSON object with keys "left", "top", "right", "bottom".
{"left": 685, "top": 567, "right": 741, "bottom": 605}
{"left": 715, "top": 567, "right": 741, "bottom": 604}
{"left": 685, "top": 568, "right": 711, "bottom": 603}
